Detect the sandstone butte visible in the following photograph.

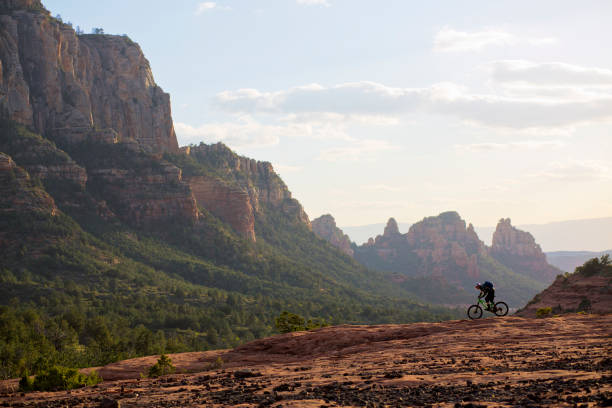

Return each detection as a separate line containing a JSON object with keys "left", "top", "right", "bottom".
{"left": 354, "top": 213, "right": 560, "bottom": 286}
{"left": 490, "top": 218, "right": 560, "bottom": 284}
{"left": 0, "top": 0, "right": 310, "bottom": 239}
{"left": 312, "top": 214, "right": 354, "bottom": 257}
{"left": 0, "top": 314, "right": 610, "bottom": 407}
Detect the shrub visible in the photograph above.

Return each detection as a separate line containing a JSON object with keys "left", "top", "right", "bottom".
{"left": 275, "top": 311, "right": 305, "bottom": 333}
{"left": 206, "top": 357, "right": 224, "bottom": 370}
{"left": 275, "top": 311, "right": 328, "bottom": 334}
{"left": 147, "top": 354, "right": 176, "bottom": 378}
{"left": 20, "top": 366, "right": 101, "bottom": 392}
{"left": 536, "top": 307, "right": 552, "bottom": 318}
{"left": 577, "top": 298, "right": 592, "bottom": 313}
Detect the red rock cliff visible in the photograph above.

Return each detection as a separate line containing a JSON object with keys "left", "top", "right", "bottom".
{"left": 185, "top": 144, "right": 310, "bottom": 239}
{"left": 0, "top": 1, "right": 178, "bottom": 153}
{"left": 187, "top": 175, "right": 256, "bottom": 241}
{"left": 490, "top": 218, "right": 559, "bottom": 284}
{"left": 311, "top": 214, "right": 354, "bottom": 256}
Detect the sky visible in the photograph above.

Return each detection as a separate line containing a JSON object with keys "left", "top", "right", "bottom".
{"left": 44, "top": 0, "right": 612, "bottom": 229}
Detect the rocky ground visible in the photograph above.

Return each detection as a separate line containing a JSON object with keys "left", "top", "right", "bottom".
{"left": 1, "top": 314, "right": 610, "bottom": 407}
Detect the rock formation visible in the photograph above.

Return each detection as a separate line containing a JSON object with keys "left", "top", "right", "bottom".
{"left": 0, "top": 152, "right": 56, "bottom": 215}
{"left": 490, "top": 218, "right": 560, "bottom": 284}
{"left": 188, "top": 175, "right": 256, "bottom": 241}
{"left": 88, "top": 159, "right": 198, "bottom": 226}
{"left": 185, "top": 143, "right": 311, "bottom": 236}
{"left": 311, "top": 214, "right": 354, "bottom": 256}
{"left": 0, "top": 1, "right": 178, "bottom": 153}
{"left": 383, "top": 217, "right": 400, "bottom": 237}
{"left": 352, "top": 211, "right": 552, "bottom": 306}
{"left": 404, "top": 212, "right": 485, "bottom": 282}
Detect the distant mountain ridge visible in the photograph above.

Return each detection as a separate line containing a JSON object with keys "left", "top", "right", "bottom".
{"left": 474, "top": 217, "right": 612, "bottom": 252}
{"left": 346, "top": 212, "right": 555, "bottom": 307}
{"left": 343, "top": 217, "right": 612, "bottom": 252}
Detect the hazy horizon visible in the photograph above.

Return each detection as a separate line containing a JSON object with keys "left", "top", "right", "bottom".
{"left": 44, "top": 0, "right": 612, "bottom": 227}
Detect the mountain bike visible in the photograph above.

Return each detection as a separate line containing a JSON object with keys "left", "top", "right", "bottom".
{"left": 467, "top": 297, "right": 508, "bottom": 319}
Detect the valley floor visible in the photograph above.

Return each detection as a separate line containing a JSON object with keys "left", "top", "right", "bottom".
{"left": 1, "top": 314, "right": 611, "bottom": 407}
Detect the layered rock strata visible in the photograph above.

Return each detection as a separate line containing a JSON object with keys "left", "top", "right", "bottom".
{"left": 89, "top": 162, "right": 198, "bottom": 226}
{"left": 0, "top": 1, "right": 178, "bottom": 152}
{"left": 0, "top": 152, "right": 57, "bottom": 215}
{"left": 312, "top": 214, "right": 354, "bottom": 256}
{"left": 186, "top": 144, "right": 311, "bottom": 235}
{"left": 187, "top": 175, "right": 255, "bottom": 241}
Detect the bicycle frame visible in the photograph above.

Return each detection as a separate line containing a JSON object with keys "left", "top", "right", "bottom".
{"left": 477, "top": 298, "right": 493, "bottom": 311}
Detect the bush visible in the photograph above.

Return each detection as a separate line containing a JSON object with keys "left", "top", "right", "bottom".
{"left": 536, "top": 307, "right": 552, "bottom": 318}
{"left": 147, "top": 354, "right": 176, "bottom": 378}
{"left": 206, "top": 357, "right": 224, "bottom": 370}
{"left": 575, "top": 255, "right": 611, "bottom": 277}
{"left": 274, "top": 311, "right": 328, "bottom": 334}
{"left": 577, "top": 298, "right": 592, "bottom": 313}
{"left": 20, "top": 366, "right": 101, "bottom": 392}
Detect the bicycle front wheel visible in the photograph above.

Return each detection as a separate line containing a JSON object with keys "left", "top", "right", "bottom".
{"left": 467, "top": 305, "right": 483, "bottom": 320}
{"left": 494, "top": 302, "right": 509, "bottom": 316}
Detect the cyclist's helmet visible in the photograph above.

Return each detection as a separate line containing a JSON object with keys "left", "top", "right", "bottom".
{"left": 475, "top": 282, "right": 481, "bottom": 289}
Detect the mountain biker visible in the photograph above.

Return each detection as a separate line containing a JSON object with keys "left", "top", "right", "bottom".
{"left": 475, "top": 281, "right": 495, "bottom": 311}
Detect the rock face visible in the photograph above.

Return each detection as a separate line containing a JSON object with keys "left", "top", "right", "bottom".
{"left": 88, "top": 160, "right": 198, "bottom": 226}
{"left": 357, "top": 212, "right": 485, "bottom": 285}
{"left": 404, "top": 212, "right": 485, "bottom": 281}
{"left": 0, "top": 152, "right": 56, "bottom": 215}
{"left": 312, "top": 214, "right": 354, "bottom": 256}
{"left": 0, "top": 122, "right": 87, "bottom": 188}
{"left": 0, "top": 2, "right": 178, "bottom": 153}
{"left": 490, "top": 218, "right": 560, "bottom": 284}
{"left": 185, "top": 143, "right": 311, "bottom": 237}
{"left": 188, "top": 175, "right": 256, "bottom": 241}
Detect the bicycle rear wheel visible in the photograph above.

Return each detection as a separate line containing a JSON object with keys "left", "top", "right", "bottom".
{"left": 494, "top": 301, "right": 509, "bottom": 316}
{"left": 467, "top": 305, "right": 483, "bottom": 320}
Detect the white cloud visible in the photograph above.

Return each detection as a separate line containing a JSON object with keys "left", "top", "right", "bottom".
{"left": 297, "top": 0, "right": 331, "bottom": 6}
{"left": 214, "top": 82, "right": 425, "bottom": 115}
{"left": 527, "top": 160, "right": 611, "bottom": 183}
{"left": 196, "top": 2, "right": 216, "bottom": 14}
{"left": 175, "top": 119, "right": 281, "bottom": 148}
{"left": 195, "top": 2, "right": 230, "bottom": 14}
{"left": 456, "top": 140, "right": 566, "bottom": 152}
{"left": 214, "top": 79, "right": 612, "bottom": 130}
{"left": 317, "top": 139, "right": 398, "bottom": 162}
{"left": 175, "top": 115, "right": 355, "bottom": 148}
{"left": 433, "top": 27, "right": 556, "bottom": 52}
{"left": 489, "top": 60, "right": 612, "bottom": 87}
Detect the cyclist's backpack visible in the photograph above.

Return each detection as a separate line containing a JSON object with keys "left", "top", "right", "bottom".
{"left": 482, "top": 281, "right": 494, "bottom": 289}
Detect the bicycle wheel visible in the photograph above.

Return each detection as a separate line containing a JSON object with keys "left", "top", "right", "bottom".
{"left": 494, "top": 302, "right": 508, "bottom": 317}
{"left": 467, "top": 305, "right": 483, "bottom": 320}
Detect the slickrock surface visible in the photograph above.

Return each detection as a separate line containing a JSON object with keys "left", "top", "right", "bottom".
{"left": 2, "top": 314, "right": 610, "bottom": 407}
{"left": 490, "top": 218, "right": 560, "bottom": 284}
{"left": 312, "top": 214, "right": 354, "bottom": 257}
